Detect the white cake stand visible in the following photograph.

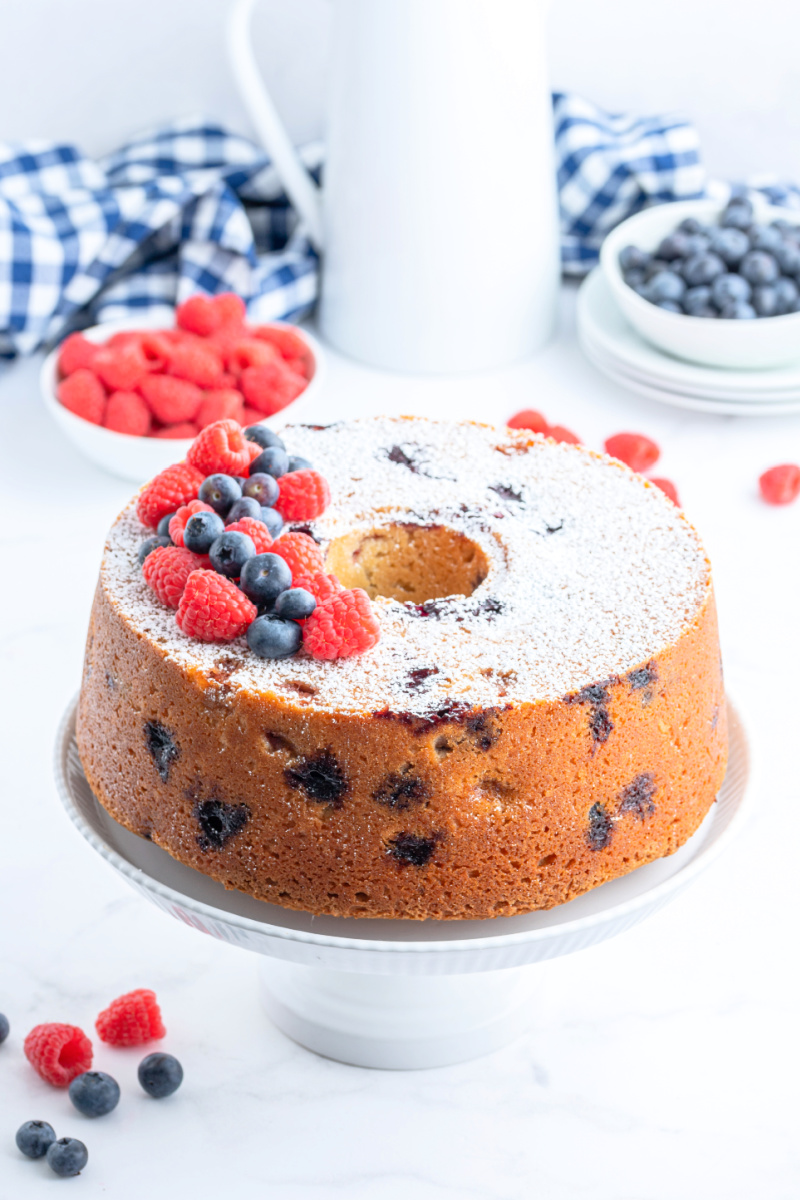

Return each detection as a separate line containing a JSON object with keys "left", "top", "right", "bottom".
{"left": 54, "top": 697, "right": 752, "bottom": 1070}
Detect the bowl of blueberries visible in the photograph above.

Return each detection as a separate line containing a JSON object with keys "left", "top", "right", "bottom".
{"left": 600, "top": 195, "right": 800, "bottom": 368}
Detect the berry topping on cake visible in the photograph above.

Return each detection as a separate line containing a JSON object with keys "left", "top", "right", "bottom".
{"left": 250, "top": 444, "right": 289, "bottom": 478}
{"left": 208, "top": 530, "right": 256, "bottom": 578}
{"left": 137, "top": 535, "right": 171, "bottom": 565}
{"left": 143, "top": 546, "right": 205, "bottom": 608}
{"left": 271, "top": 531, "right": 325, "bottom": 578}
{"left": 225, "top": 516, "right": 274, "bottom": 553}
{"left": 244, "top": 425, "right": 285, "bottom": 450}
{"left": 303, "top": 588, "right": 381, "bottom": 660}
{"left": 242, "top": 471, "right": 280, "bottom": 506}
{"left": 225, "top": 496, "right": 264, "bottom": 525}
{"left": 247, "top": 614, "right": 304, "bottom": 658}
{"left": 239, "top": 552, "right": 292, "bottom": 605}
{"left": 183, "top": 510, "right": 226, "bottom": 555}
{"left": 176, "top": 570, "right": 257, "bottom": 641}
{"left": 275, "top": 469, "right": 331, "bottom": 521}
{"left": 198, "top": 472, "right": 242, "bottom": 515}
{"left": 187, "top": 418, "right": 252, "bottom": 476}
{"left": 168, "top": 500, "right": 215, "bottom": 547}
{"left": 96, "top": 989, "right": 165, "bottom": 1047}
{"left": 137, "top": 462, "right": 204, "bottom": 529}
{"left": 274, "top": 587, "right": 317, "bottom": 620}
{"left": 24, "top": 1023, "right": 93, "bottom": 1087}
{"left": 292, "top": 572, "right": 344, "bottom": 603}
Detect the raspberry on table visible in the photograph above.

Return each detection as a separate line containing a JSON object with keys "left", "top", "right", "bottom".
{"left": 240, "top": 360, "right": 307, "bottom": 415}
{"left": 104, "top": 389, "right": 151, "bottom": 436}
{"left": 140, "top": 375, "right": 204, "bottom": 424}
{"left": 303, "top": 588, "right": 380, "bottom": 659}
{"left": 168, "top": 499, "right": 215, "bottom": 547}
{"left": 225, "top": 516, "right": 274, "bottom": 553}
{"left": 196, "top": 388, "right": 245, "bottom": 429}
{"left": 143, "top": 545, "right": 205, "bottom": 608}
{"left": 93, "top": 343, "right": 150, "bottom": 392}
{"left": 604, "top": 432, "right": 661, "bottom": 473}
{"left": 57, "top": 368, "right": 106, "bottom": 425}
{"left": 507, "top": 409, "right": 549, "bottom": 434}
{"left": 152, "top": 422, "right": 199, "bottom": 438}
{"left": 275, "top": 470, "right": 331, "bottom": 521}
{"left": 548, "top": 425, "right": 581, "bottom": 446}
{"left": 137, "top": 461, "right": 204, "bottom": 528}
{"left": 24, "top": 1023, "right": 93, "bottom": 1087}
{"left": 650, "top": 477, "right": 681, "bottom": 506}
{"left": 187, "top": 418, "right": 253, "bottom": 476}
{"left": 293, "top": 572, "right": 344, "bottom": 603}
{"left": 271, "top": 532, "right": 325, "bottom": 578}
{"left": 96, "top": 988, "right": 166, "bottom": 1047}
{"left": 167, "top": 339, "right": 224, "bottom": 388}
{"left": 759, "top": 463, "right": 800, "bottom": 505}
{"left": 176, "top": 570, "right": 257, "bottom": 642}
{"left": 58, "top": 332, "right": 99, "bottom": 376}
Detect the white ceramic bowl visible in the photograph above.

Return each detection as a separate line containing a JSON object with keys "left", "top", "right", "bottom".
{"left": 40, "top": 312, "right": 326, "bottom": 483}
{"left": 600, "top": 197, "right": 800, "bottom": 369}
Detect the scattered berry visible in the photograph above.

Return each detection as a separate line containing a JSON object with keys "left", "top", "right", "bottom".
{"left": 176, "top": 570, "right": 257, "bottom": 641}
{"left": 240, "top": 360, "right": 306, "bottom": 415}
{"left": 242, "top": 471, "right": 279, "bottom": 506}
{"left": 176, "top": 294, "right": 220, "bottom": 337}
{"left": 16, "top": 1120, "right": 56, "bottom": 1159}
{"left": 293, "top": 572, "right": 344, "bottom": 603}
{"left": 151, "top": 422, "right": 199, "bottom": 438}
{"left": 57, "top": 368, "right": 106, "bottom": 425}
{"left": 138, "top": 1052, "right": 184, "bottom": 1099}
{"left": 225, "top": 496, "right": 263, "bottom": 525}
{"left": 225, "top": 516, "right": 273, "bottom": 553}
{"left": 759, "top": 463, "right": 800, "bottom": 505}
{"left": 69, "top": 1071, "right": 121, "bottom": 1117}
{"left": 137, "top": 534, "right": 171, "bottom": 565}
{"left": 187, "top": 419, "right": 252, "bottom": 476}
{"left": 274, "top": 587, "right": 317, "bottom": 620}
{"left": 167, "top": 340, "right": 224, "bottom": 388}
{"left": 47, "top": 1137, "right": 89, "bottom": 1177}
{"left": 547, "top": 425, "right": 581, "bottom": 446}
{"left": 303, "top": 588, "right": 380, "bottom": 659}
{"left": 95, "top": 987, "right": 166, "bottom": 1046}
{"left": 58, "top": 332, "right": 99, "bottom": 376}
{"left": 168, "top": 499, "right": 215, "bottom": 548}
{"left": 184, "top": 510, "right": 226, "bottom": 554}
{"left": 250, "top": 445, "right": 289, "bottom": 478}
{"left": 650, "top": 477, "right": 681, "bottom": 505}
{"left": 239, "top": 552, "right": 292, "bottom": 605}
{"left": 143, "top": 546, "right": 205, "bottom": 608}
{"left": 247, "top": 613, "right": 303, "bottom": 658}
{"left": 244, "top": 425, "right": 285, "bottom": 450}
{"left": 208, "top": 530, "right": 257, "bottom": 578}
{"left": 93, "top": 342, "right": 149, "bottom": 392}
{"left": 0, "top": 1011, "right": 8, "bottom": 1042}
{"left": 140, "top": 375, "right": 203, "bottom": 424}
{"left": 196, "top": 388, "right": 244, "bottom": 428}
{"left": 275, "top": 470, "right": 331, "bottom": 521}
{"left": 104, "top": 389, "right": 152, "bottom": 436}
{"left": 604, "top": 432, "right": 660, "bottom": 473}
{"left": 271, "top": 531, "right": 325, "bottom": 578}
{"left": 287, "top": 454, "right": 312, "bottom": 472}
{"left": 24, "top": 1023, "right": 93, "bottom": 1087}
{"left": 198, "top": 473, "right": 242, "bottom": 515}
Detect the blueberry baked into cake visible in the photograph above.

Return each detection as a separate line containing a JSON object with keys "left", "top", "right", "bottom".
{"left": 77, "top": 416, "right": 727, "bottom": 919}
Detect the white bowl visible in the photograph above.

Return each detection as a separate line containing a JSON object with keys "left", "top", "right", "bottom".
{"left": 600, "top": 197, "right": 800, "bottom": 369}
{"left": 40, "top": 312, "right": 326, "bottom": 483}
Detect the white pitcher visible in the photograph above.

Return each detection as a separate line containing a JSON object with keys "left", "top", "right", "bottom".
{"left": 229, "top": 0, "right": 560, "bottom": 375}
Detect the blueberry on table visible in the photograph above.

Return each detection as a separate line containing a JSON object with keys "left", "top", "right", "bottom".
{"left": 183, "top": 511, "right": 225, "bottom": 554}
{"left": 719, "top": 301, "right": 757, "bottom": 319}
{"left": 209, "top": 530, "right": 256, "bottom": 577}
{"left": 239, "top": 552, "right": 292, "bottom": 604}
{"left": 287, "top": 455, "right": 313, "bottom": 473}
{"left": 138, "top": 1052, "right": 183, "bottom": 1099}
{"left": 46, "top": 1137, "right": 88, "bottom": 1177}
{"left": 752, "top": 285, "right": 780, "bottom": 317}
{"left": 243, "top": 471, "right": 280, "bottom": 507}
{"left": 157, "top": 511, "right": 177, "bottom": 538}
{"left": 739, "top": 250, "right": 779, "bottom": 286}
{"left": 683, "top": 285, "right": 713, "bottom": 314}
{"left": 618, "top": 244, "right": 651, "bottom": 272}
{"left": 69, "top": 1070, "right": 120, "bottom": 1117}
{"left": 711, "top": 273, "right": 752, "bottom": 308}
{"left": 274, "top": 587, "right": 317, "bottom": 620}
{"left": 708, "top": 226, "right": 750, "bottom": 266}
{"left": 16, "top": 1120, "right": 55, "bottom": 1159}
{"left": 247, "top": 614, "right": 303, "bottom": 659}
{"left": 261, "top": 507, "right": 284, "bottom": 538}
{"left": 225, "top": 496, "right": 263, "bottom": 525}
{"left": 0, "top": 1011, "right": 9, "bottom": 1042}
{"left": 645, "top": 270, "right": 686, "bottom": 304}
{"left": 243, "top": 425, "right": 285, "bottom": 451}
{"left": 720, "top": 198, "right": 754, "bottom": 229}
{"left": 250, "top": 445, "right": 290, "bottom": 479}
{"left": 138, "top": 535, "right": 171, "bottom": 566}
{"left": 198, "top": 473, "right": 242, "bottom": 515}
{"left": 682, "top": 252, "right": 726, "bottom": 287}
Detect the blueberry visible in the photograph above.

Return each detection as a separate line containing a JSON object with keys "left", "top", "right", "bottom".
{"left": 287, "top": 455, "right": 312, "bottom": 473}
{"left": 775, "top": 241, "right": 800, "bottom": 275}
{"left": 198, "top": 473, "right": 242, "bottom": 516}
{"left": 243, "top": 425, "right": 286, "bottom": 451}
{"left": 0, "top": 1011, "right": 8, "bottom": 1042}
{"left": 740, "top": 250, "right": 779, "bottom": 286}
{"left": 138, "top": 1052, "right": 183, "bottom": 1099}
{"left": 711, "top": 273, "right": 752, "bottom": 308}
{"left": 16, "top": 1120, "right": 55, "bottom": 1159}
{"left": 719, "top": 301, "right": 757, "bottom": 319}
{"left": 656, "top": 300, "right": 683, "bottom": 312}
{"left": 246, "top": 614, "right": 303, "bottom": 659}
{"left": 225, "top": 496, "right": 263, "bottom": 525}
{"left": 645, "top": 270, "right": 686, "bottom": 304}
{"left": 250, "top": 445, "right": 290, "bottom": 479}
{"left": 682, "top": 252, "right": 726, "bottom": 287}
{"left": 623, "top": 267, "right": 647, "bottom": 290}
{"left": 157, "top": 512, "right": 177, "bottom": 539}
{"left": 274, "top": 587, "right": 317, "bottom": 620}
{"left": 618, "top": 245, "right": 651, "bottom": 272}
{"left": 644, "top": 258, "right": 671, "bottom": 281}
{"left": 774, "top": 276, "right": 799, "bottom": 312}
{"left": 183, "top": 510, "right": 225, "bottom": 554}
{"left": 242, "top": 472, "right": 279, "bottom": 507}
{"left": 69, "top": 1071, "right": 120, "bottom": 1118}
{"left": 46, "top": 1137, "right": 88, "bottom": 1177}
{"left": 656, "top": 233, "right": 690, "bottom": 260}
{"left": 720, "top": 199, "right": 753, "bottom": 229}
{"left": 677, "top": 216, "right": 705, "bottom": 235}
{"left": 690, "top": 306, "right": 718, "bottom": 318}
{"left": 708, "top": 226, "right": 750, "bottom": 267}
{"left": 683, "top": 285, "right": 713, "bottom": 314}
{"left": 682, "top": 233, "right": 711, "bottom": 258}
{"left": 239, "top": 553, "right": 292, "bottom": 605}
{"left": 209, "top": 531, "right": 256, "bottom": 577}
{"left": 138, "top": 535, "right": 171, "bottom": 566}
{"left": 752, "top": 285, "right": 780, "bottom": 317}
{"left": 748, "top": 224, "right": 784, "bottom": 255}
{"left": 261, "top": 507, "right": 284, "bottom": 538}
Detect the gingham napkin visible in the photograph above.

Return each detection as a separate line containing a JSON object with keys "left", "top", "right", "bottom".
{"left": 2, "top": 99, "right": 798, "bottom": 358}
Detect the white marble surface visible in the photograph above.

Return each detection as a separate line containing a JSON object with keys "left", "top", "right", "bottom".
{"left": 1, "top": 285, "right": 799, "bottom": 1197}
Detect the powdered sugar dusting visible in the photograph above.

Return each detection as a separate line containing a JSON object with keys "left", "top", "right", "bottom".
{"left": 100, "top": 417, "right": 710, "bottom": 713}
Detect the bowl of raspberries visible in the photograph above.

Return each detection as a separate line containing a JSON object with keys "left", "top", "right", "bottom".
{"left": 40, "top": 293, "right": 324, "bottom": 481}
{"left": 600, "top": 197, "right": 800, "bottom": 368}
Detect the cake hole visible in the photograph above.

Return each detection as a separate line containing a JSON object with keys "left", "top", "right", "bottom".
{"left": 264, "top": 731, "right": 298, "bottom": 755}
{"left": 325, "top": 524, "right": 489, "bottom": 604}
{"left": 433, "top": 736, "right": 454, "bottom": 760}
{"left": 538, "top": 854, "right": 557, "bottom": 867}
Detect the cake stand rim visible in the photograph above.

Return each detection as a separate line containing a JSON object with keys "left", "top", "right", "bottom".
{"left": 54, "top": 694, "right": 752, "bottom": 959}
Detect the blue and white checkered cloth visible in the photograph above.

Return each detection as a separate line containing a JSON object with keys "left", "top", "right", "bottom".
{"left": 2, "top": 99, "right": 799, "bottom": 358}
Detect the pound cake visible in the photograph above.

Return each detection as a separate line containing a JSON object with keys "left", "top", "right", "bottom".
{"left": 77, "top": 416, "right": 727, "bottom": 919}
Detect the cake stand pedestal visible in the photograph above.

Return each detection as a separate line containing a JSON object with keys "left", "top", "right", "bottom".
{"left": 55, "top": 699, "right": 752, "bottom": 1070}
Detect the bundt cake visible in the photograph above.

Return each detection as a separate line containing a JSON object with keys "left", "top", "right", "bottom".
{"left": 77, "top": 416, "right": 727, "bottom": 919}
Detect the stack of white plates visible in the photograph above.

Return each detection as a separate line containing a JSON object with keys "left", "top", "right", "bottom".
{"left": 577, "top": 269, "right": 800, "bottom": 416}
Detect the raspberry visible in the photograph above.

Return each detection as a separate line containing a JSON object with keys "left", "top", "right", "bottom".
{"left": 104, "top": 390, "right": 151, "bottom": 436}
{"left": 245, "top": 438, "right": 263, "bottom": 469}
{"left": 759, "top": 463, "right": 800, "bottom": 505}
{"left": 143, "top": 545, "right": 205, "bottom": 607}
{"left": 167, "top": 339, "right": 224, "bottom": 388}
{"left": 303, "top": 588, "right": 380, "bottom": 659}
{"left": 252, "top": 325, "right": 314, "bottom": 378}
{"left": 242, "top": 405, "right": 267, "bottom": 427}
{"left": 293, "top": 572, "right": 343, "bottom": 603}
{"left": 213, "top": 292, "right": 247, "bottom": 327}
{"left": 226, "top": 338, "right": 280, "bottom": 377}
{"left": 271, "top": 532, "right": 324, "bottom": 578}
{"left": 240, "top": 360, "right": 306, "bottom": 415}
{"left": 548, "top": 425, "right": 581, "bottom": 446}
{"left": 225, "top": 517, "right": 273, "bottom": 553}
{"left": 196, "top": 388, "right": 245, "bottom": 429}
{"left": 24, "top": 1024, "right": 93, "bottom": 1087}
{"left": 58, "top": 332, "right": 98, "bottom": 376}
{"left": 107, "top": 331, "right": 143, "bottom": 350}
{"left": 152, "top": 422, "right": 199, "bottom": 439}
{"left": 187, "top": 418, "right": 252, "bottom": 476}
{"left": 275, "top": 470, "right": 331, "bottom": 521}
{"left": 93, "top": 343, "right": 150, "bottom": 392}
{"left": 507, "top": 409, "right": 549, "bottom": 434}
{"left": 169, "top": 499, "right": 215, "bottom": 547}
{"left": 139, "top": 332, "right": 172, "bottom": 371}
{"left": 176, "top": 294, "right": 221, "bottom": 337}
{"left": 57, "top": 368, "right": 106, "bottom": 425}
{"left": 176, "top": 570, "right": 257, "bottom": 642}
{"left": 604, "top": 432, "right": 660, "bottom": 473}
{"left": 137, "top": 461, "right": 204, "bottom": 528}
{"left": 96, "top": 989, "right": 166, "bottom": 1047}
{"left": 140, "top": 375, "right": 203, "bottom": 424}
{"left": 650, "top": 477, "right": 681, "bottom": 506}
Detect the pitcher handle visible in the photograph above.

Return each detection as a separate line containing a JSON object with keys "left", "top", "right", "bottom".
{"left": 227, "top": 0, "right": 324, "bottom": 249}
